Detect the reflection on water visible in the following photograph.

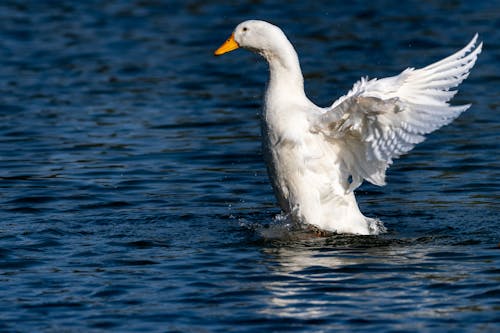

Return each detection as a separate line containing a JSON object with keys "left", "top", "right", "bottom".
{"left": 261, "top": 240, "right": 500, "bottom": 327}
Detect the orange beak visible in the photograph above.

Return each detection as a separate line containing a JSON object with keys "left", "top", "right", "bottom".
{"left": 214, "top": 34, "right": 240, "bottom": 56}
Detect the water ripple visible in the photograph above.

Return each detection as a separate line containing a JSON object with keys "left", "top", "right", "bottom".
{"left": 0, "top": 0, "right": 499, "bottom": 332}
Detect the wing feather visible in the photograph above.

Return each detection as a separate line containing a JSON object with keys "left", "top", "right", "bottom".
{"left": 312, "top": 35, "right": 482, "bottom": 191}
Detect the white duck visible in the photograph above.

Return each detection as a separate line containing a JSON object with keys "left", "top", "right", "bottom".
{"left": 214, "top": 20, "right": 482, "bottom": 235}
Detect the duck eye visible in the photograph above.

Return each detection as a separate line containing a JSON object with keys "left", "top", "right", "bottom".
{"left": 242, "top": 27, "right": 248, "bottom": 32}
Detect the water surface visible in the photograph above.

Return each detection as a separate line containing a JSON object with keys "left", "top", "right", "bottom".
{"left": 1, "top": 0, "right": 499, "bottom": 332}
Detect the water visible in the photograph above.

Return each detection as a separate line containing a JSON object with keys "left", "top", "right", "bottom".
{"left": 1, "top": 0, "right": 499, "bottom": 331}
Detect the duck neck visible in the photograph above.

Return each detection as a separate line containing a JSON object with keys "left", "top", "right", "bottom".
{"left": 263, "top": 42, "right": 306, "bottom": 101}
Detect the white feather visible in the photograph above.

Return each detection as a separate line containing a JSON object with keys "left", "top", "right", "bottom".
{"left": 317, "top": 35, "right": 482, "bottom": 185}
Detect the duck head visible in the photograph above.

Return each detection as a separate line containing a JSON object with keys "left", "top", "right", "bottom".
{"left": 214, "top": 20, "right": 292, "bottom": 60}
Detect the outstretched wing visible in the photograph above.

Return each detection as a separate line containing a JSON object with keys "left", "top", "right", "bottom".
{"left": 311, "top": 34, "right": 482, "bottom": 192}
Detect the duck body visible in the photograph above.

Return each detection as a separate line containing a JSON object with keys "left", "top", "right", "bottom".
{"left": 262, "top": 110, "right": 377, "bottom": 234}
{"left": 215, "top": 20, "right": 482, "bottom": 235}
{"left": 259, "top": 35, "right": 375, "bottom": 234}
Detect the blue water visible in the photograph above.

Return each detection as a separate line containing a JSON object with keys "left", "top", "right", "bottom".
{"left": 1, "top": 0, "right": 499, "bottom": 332}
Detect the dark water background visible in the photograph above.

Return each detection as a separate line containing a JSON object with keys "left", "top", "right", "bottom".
{"left": 1, "top": 0, "right": 499, "bottom": 332}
